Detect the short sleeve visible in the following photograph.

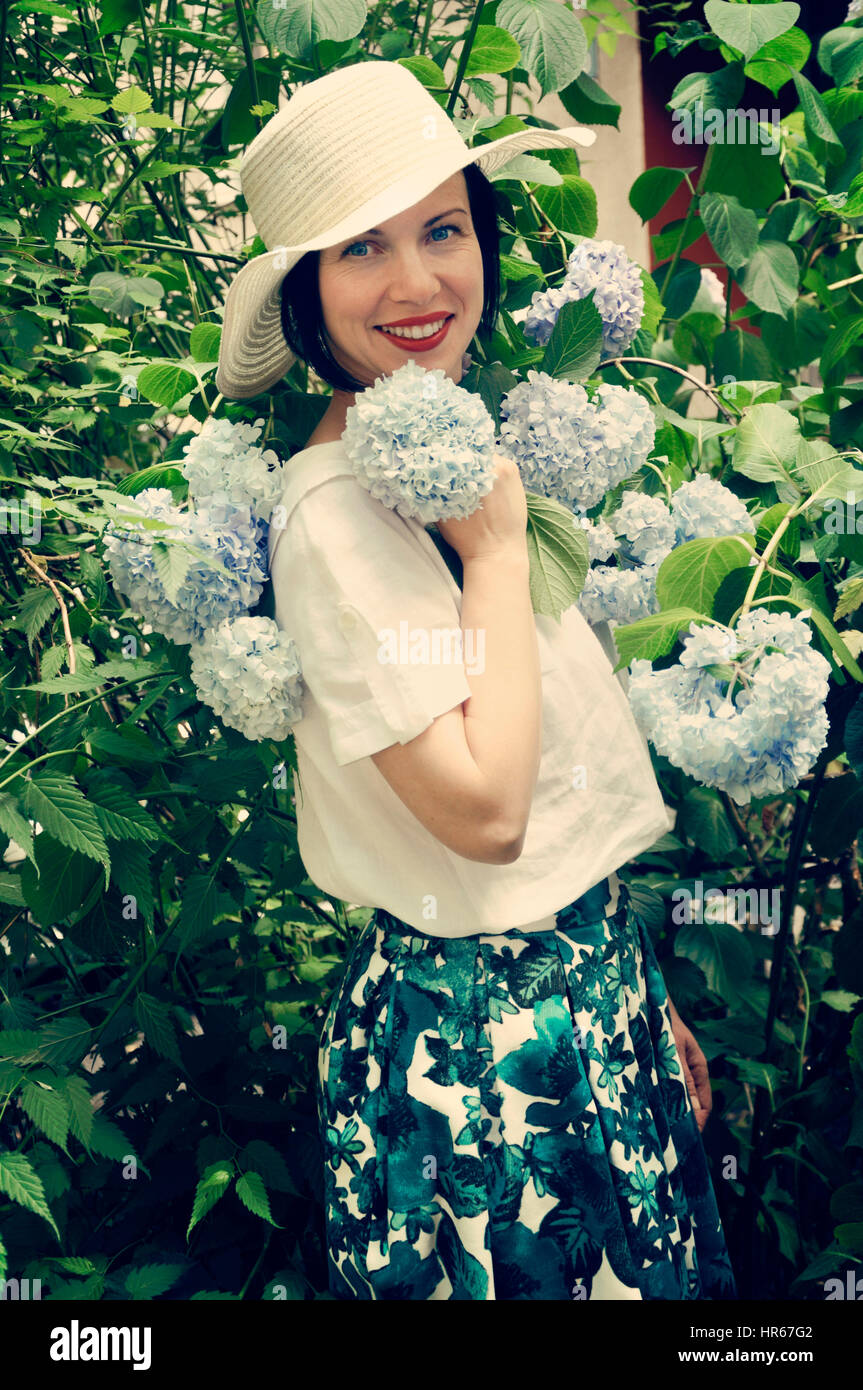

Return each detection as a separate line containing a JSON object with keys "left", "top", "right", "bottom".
{"left": 269, "top": 474, "right": 473, "bottom": 767}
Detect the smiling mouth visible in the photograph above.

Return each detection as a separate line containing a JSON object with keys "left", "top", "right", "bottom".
{"left": 375, "top": 314, "right": 454, "bottom": 340}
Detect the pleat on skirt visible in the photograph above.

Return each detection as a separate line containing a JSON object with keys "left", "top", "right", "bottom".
{"left": 316, "top": 872, "right": 738, "bottom": 1300}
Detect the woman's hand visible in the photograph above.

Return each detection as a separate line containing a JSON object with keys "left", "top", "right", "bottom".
{"left": 436, "top": 453, "right": 527, "bottom": 562}
{"left": 666, "top": 998, "right": 712, "bottom": 1132}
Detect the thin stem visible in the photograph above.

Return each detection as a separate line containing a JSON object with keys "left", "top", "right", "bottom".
{"left": 235, "top": 0, "right": 260, "bottom": 111}
{"left": 447, "top": 0, "right": 485, "bottom": 114}
{"left": 595, "top": 356, "right": 736, "bottom": 421}
{"left": 658, "top": 145, "right": 714, "bottom": 307}
{"left": 418, "top": 0, "right": 435, "bottom": 56}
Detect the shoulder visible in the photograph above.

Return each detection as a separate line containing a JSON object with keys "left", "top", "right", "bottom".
{"left": 269, "top": 446, "right": 414, "bottom": 569}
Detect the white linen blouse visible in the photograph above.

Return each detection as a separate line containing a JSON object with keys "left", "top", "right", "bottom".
{"left": 268, "top": 439, "right": 672, "bottom": 937}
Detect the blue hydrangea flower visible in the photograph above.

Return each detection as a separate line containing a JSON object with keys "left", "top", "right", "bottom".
{"left": 611, "top": 491, "right": 678, "bottom": 565}
{"left": 524, "top": 238, "right": 644, "bottom": 358}
{"left": 627, "top": 610, "right": 832, "bottom": 803}
{"left": 577, "top": 561, "right": 661, "bottom": 625}
{"left": 182, "top": 416, "right": 285, "bottom": 525}
{"left": 580, "top": 515, "right": 617, "bottom": 563}
{"left": 671, "top": 474, "right": 756, "bottom": 544}
{"left": 499, "top": 372, "right": 656, "bottom": 511}
{"left": 190, "top": 616, "right": 304, "bottom": 741}
{"left": 341, "top": 359, "right": 498, "bottom": 523}
{"left": 104, "top": 489, "right": 268, "bottom": 645}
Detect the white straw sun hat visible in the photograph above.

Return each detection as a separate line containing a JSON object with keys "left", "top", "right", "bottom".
{"left": 215, "top": 59, "right": 596, "bottom": 399}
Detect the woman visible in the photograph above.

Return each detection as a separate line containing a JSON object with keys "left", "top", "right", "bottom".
{"left": 215, "top": 60, "right": 737, "bottom": 1302}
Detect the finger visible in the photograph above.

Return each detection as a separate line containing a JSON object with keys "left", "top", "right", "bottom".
{"left": 688, "top": 1052, "right": 713, "bottom": 1117}
{"left": 682, "top": 1062, "right": 703, "bottom": 1112}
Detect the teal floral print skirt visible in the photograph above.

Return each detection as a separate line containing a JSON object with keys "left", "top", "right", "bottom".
{"left": 317, "top": 873, "right": 737, "bottom": 1301}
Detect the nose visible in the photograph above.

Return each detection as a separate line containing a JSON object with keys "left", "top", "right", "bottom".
{"left": 384, "top": 244, "right": 442, "bottom": 308}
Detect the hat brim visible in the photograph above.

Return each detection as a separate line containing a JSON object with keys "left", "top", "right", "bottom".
{"left": 215, "top": 123, "right": 597, "bottom": 400}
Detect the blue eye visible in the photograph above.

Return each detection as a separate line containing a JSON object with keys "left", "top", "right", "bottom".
{"left": 342, "top": 224, "right": 462, "bottom": 257}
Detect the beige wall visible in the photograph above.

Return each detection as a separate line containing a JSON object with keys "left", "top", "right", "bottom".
{"left": 533, "top": 5, "right": 648, "bottom": 263}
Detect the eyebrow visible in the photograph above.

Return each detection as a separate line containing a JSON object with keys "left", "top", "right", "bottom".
{"left": 353, "top": 207, "right": 469, "bottom": 237}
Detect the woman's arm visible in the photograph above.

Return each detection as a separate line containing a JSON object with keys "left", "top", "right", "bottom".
{"left": 458, "top": 546, "right": 542, "bottom": 853}
{"left": 370, "top": 457, "right": 542, "bottom": 864}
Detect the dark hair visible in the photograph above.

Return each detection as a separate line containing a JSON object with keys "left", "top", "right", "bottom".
{"left": 278, "top": 162, "right": 501, "bottom": 394}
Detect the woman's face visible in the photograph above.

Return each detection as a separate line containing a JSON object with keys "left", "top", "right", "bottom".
{"left": 316, "top": 170, "right": 485, "bottom": 390}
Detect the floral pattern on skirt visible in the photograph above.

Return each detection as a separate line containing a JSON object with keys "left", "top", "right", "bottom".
{"left": 316, "top": 873, "right": 738, "bottom": 1301}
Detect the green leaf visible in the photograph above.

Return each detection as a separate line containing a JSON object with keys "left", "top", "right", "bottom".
{"left": 496, "top": 0, "right": 588, "bottom": 98}
{"left": 790, "top": 70, "right": 842, "bottom": 154}
{"left": 818, "top": 26, "right": 863, "bottom": 87}
{"left": 703, "top": 1, "right": 799, "bottom": 62}
{"left": 137, "top": 362, "right": 198, "bottom": 409}
{"left": 533, "top": 174, "right": 597, "bottom": 237}
{"left": 0, "top": 1151, "right": 60, "bottom": 1241}
{"left": 808, "top": 771, "right": 863, "bottom": 857}
{"left": 628, "top": 167, "right": 687, "bottom": 223}
{"left": 19, "top": 1080, "right": 71, "bottom": 1153}
{"left": 187, "top": 1163, "right": 233, "bottom": 1241}
{"left": 820, "top": 314, "right": 863, "bottom": 386}
{"left": 755, "top": 502, "right": 800, "bottom": 561}
{"left": 539, "top": 294, "right": 603, "bottom": 381}
{"left": 732, "top": 403, "right": 801, "bottom": 482}
{"left": 737, "top": 242, "right": 799, "bottom": 318}
{"left": 256, "top": 0, "right": 368, "bottom": 61}
{"left": 761, "top": 301, "right": 829, "bottom": 371}
{"left": 761, "top": 198, "right": 817, "bottom": 244}
{"left": 460, "top": 360, "right": 518, "bottom": 431}
{"left": 236, "top": 1169, "right": 282, "bottom": 1226}
{"left": 610, "top": 607, "right": 708, "bottom": 669}
{"left": 744, "top": 27, "right": 811, "bottom": 93}
{"left": 699, "top": 192, "right": 759, "bottom": 270}
{"left": 524, "top": 492, "right": 589, "bottom": 620}
{"left": 396, "top": 55, "right": 447, "bottom": 90}
{"left": 791, "top": 438, "right": 863, "bottom": 501}
{"left": 21, "top": 773, "right": 110, "bottom": 877}
{"left": 63, "top": 1074, "right": 94, "bottom": 1147}
{"left": 500, "top": 252, "right": 542, "bottom": 282}
{"left": 240, "top": 1139, "right": 299, "bottom": 1194}
{"left": 464, "top": 25, "right": 520, "bottom": 77}
{"left": 84, "top": 1111, "right": 139, "bottom": 1166}
{"left": 713, "top": 328, "right": 774, "bottom": 383}
{"left": 680, "top": 787, "right": 738, "bottom": 860}
{"left": 0, "top": 793, "right": 36, "bottom": 867}
{"left": 189, "top": 322, "right": 221, "bottom": 362}
{"left": 11, "top": 1, "right": 79, "bottom": 17}
{"left": 559, "top": 71, "right": 620, "bottom": 129}
{"left": 655, "top": 536, "right": 755, "bottom": 616}
{"left": 111, "top": 86, "right": 152, "bottom": 114}
{"left": 728, "top": 1057, "right": 784, "bottom": 1090}
{"left": 675, "top": 916, "right": 755, "bottom": 1002}
{"left": 653, "top": 258, "right": 701, "bottom": 319}
{"left": 703, "top": 140, "right": 785, "bottom": 211}
{"left": 134, "top": 993, "right": 183, "bottom": 1066}
{"left": 640, "top": 268, "right": 664, "bottom": 337}
{"left": 86, "top": 782, "right": 163, "bottom": 844}
{"left": 97, "top": 0, "right": 138, "bottom": 35}
{"left": 88, "top": 272, "right": 163, "bottom": 317}
{"left": 124, "top": 1263, "right": 187, "bottom": 1300}
{"left": 670, "top": 64, "right": 747, "bottom": 126}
